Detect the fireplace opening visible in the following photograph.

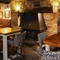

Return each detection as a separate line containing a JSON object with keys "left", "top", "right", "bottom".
{"left": 22, "top": 28, "right": 40, "bottom": 45}
{"left": 23, "top": 29, "right": 40, "bottom": 41}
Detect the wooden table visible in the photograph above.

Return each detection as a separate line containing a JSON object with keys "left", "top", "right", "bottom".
{"left": 44, "top": 34, "right": 60, "bottom": 51}
{"left": 0, "top": 27, "right": 22, "bottom": 60}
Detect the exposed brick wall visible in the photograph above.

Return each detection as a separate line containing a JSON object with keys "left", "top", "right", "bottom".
{"left": 0, "top": 19, "right": 11, "bottom": 27}
{"left": 44, "top": 13, "right": 59, "bottom": 36}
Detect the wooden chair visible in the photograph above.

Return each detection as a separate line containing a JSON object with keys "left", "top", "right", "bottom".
{"left": 38, "top": 32, "right": 60, "bottom": 60}
{"left": 38, "top": 31, "right": 48, "bottom": 48}
{"left": 37, "top": 31, "right": 48, "bottom": 56}
{"left": 8, "top": 31, "right": 26, "bottom": 60}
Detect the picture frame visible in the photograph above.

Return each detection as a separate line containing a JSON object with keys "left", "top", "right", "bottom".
{"left": 5, "top": 10, "right": 10, "bottom": 18}
{"left": 0, "top": 11, "right": 3, "bottom": 18}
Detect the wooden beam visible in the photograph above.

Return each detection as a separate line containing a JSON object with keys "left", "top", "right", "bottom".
{"left": 28, "top": 7, "right": 53, "bottom": 13}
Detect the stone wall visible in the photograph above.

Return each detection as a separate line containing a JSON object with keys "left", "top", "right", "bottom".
{"left": 11, "top": 12, "right": 18, "bottom": 28}
{"left": 11, "top": 12, "right": 59, "bottom": 36}
{"left": 25, "top": 0, "right": 51, "bottom": 10}
{"left": 0, "top": 19, "right": 11, "bottom": 27}
{"left": 44, "top": 13, "right": 59, "bottom": 36}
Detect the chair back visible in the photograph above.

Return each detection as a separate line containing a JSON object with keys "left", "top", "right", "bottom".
{"left": 38, "top": 31, "right": 47, "bottom": 47}
{"left": 13, "top": 31, "right": 26, "bottom": 47}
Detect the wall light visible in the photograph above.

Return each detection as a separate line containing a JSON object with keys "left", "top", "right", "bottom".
{"left": 3, "top": 4, "right": 11, "bottom": 19}
{"left": 52, "top": 1, "right": 59, "bottom": 13}
{"left": 15, "top": 3, "right": 20, "bottom": 11}
{"left": 50, "top": 0, "right": 59, "bottom": 13}
{"left": 10, "top": 0, "right": 25, "bottom": 13}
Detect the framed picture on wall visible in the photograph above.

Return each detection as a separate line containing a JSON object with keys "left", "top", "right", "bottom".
{"left": 5, "top": 10, "right": 10, "bottom": 18}
{"left": 0, "top": 11, "right": 3, "bottom": 18}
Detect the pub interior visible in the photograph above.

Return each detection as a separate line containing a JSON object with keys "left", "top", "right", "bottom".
{"left": 0, "top": 0, "right": 60, "bottom": 60}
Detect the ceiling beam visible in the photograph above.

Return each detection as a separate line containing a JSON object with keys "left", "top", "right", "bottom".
{"left": 28, "top": 7, "right": 53, "bottom": 13}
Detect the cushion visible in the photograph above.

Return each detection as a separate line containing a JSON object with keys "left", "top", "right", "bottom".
{"left": 41, "top": 50, "right": 60, "bottom": 60}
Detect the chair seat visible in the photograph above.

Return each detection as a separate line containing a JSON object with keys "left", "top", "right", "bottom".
{"left": 8, "top": 40, "right": 24, "bottom": 48}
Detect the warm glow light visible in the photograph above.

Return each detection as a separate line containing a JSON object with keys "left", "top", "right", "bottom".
{"left": 15, "top": 3, "right": 20, "bottom": 11}
{"left": 53, "top": 6, "right": 59, "bottom": 13}
{"left": 52, "top": 1, "right": 59, "bottom": 6}
{"left": 6, "top": 8, "right": 11, "bottom": 11}
{"left": 5, "top": 7, "right": 11, "bottom": 11}
{"left": 52, "top": 1, "right": 59, "bottom": 13}
{"left": 50, "top": 0, "right": 59, "bottom": 13}
{"left": 10, "top": 0, "right": 25, "bottom": 13}
{"left": 18, "top": 16, "right": 20, "bottom": 27}
{"left": 4, "top": 8, "right": 11, "bottom": 19}
{"left": 0, "top": 28, "right": 11, "bottom": 33}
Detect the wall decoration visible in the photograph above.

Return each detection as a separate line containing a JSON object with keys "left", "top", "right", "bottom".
{"left": 5, "top": 10, "right": 10, "bottom": 18}
{"left": 0, "top": 11, "right": 3, "bottom": 18}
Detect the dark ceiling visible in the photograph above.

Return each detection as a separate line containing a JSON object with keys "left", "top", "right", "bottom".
{"left": 0, "top": 0, "right": 11, "bottom": 4}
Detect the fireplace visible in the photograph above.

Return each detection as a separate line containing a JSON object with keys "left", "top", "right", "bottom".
{"left": 22, "top": 28, "right": 40, "bottom": 41}
{"left": 20, "top": 12, "right": 47, "bottom": 44}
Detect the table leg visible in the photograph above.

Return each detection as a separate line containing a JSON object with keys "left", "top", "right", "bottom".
{"left": 45, "top": 44, "right": 50, "bottom": 51}
{"left": 3, "top": 35, "right": 8, "bottom": 60}
{"left": 3, "top": 35, "right": 11, "bottom": 60}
